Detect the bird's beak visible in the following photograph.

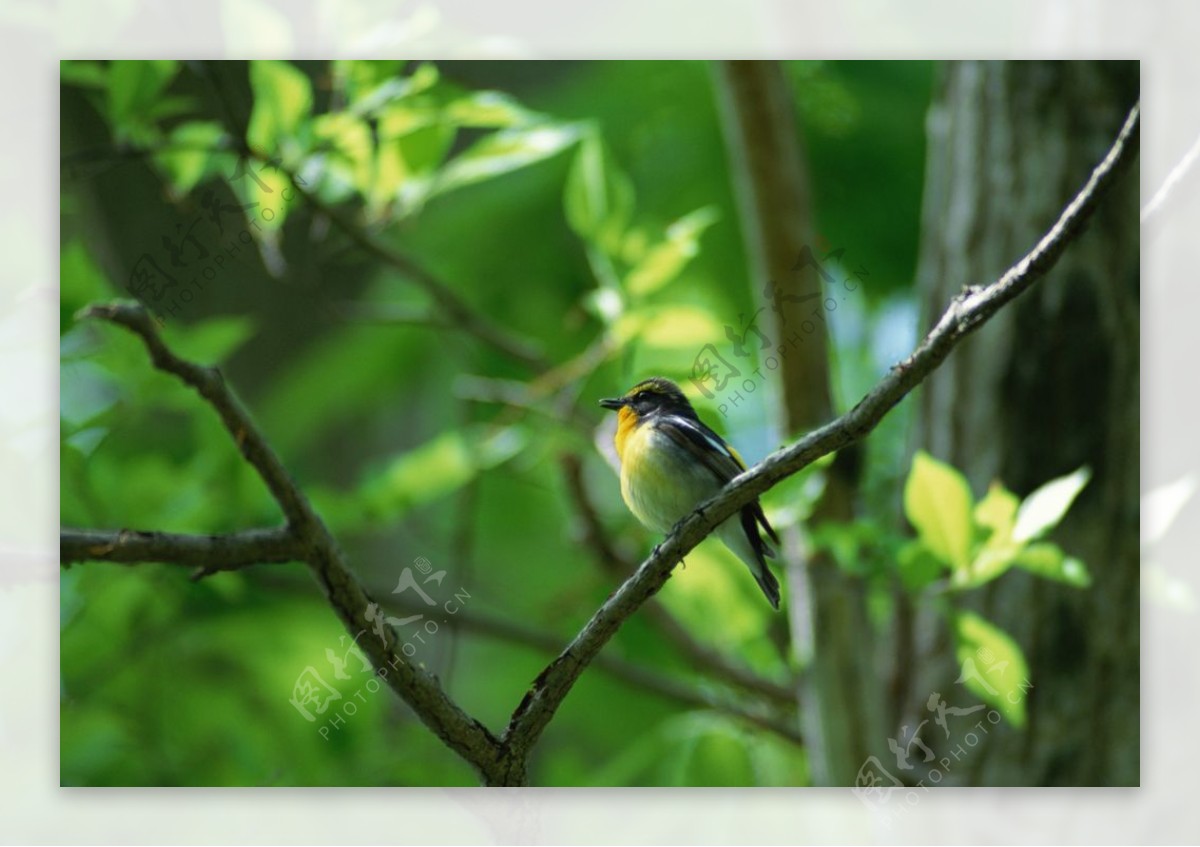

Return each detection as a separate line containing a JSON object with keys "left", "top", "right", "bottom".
{"left": 599, "top": 397, "right": 625, "bottom": 410}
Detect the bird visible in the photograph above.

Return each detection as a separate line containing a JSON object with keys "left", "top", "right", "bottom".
{"left": 599, "top": 376, "right": 782, "bottom": 609}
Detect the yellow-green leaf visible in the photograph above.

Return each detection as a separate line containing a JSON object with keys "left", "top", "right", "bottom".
{"left": 246, "top": 60, "right": 312, "bottom": 153}
{"left": 624, "top": 206, "right": 720, "bottom": 297}
{"left": 432, "top": 122, "right": 582, "bottom": 196}
{"left": 614, "top": 305, "right": 723, "bottom": 349}
{"left": 1013, "top": 542, "right": 1092, "bottom": 588}
{"left": 155, "top": 121, "right": 230, "bottom": 196}
{"left": 954, "top": 611, "right": 1031, "bottom": 728}
{"left": 904, "top": 450, "right": 974, "bottom": 570}
{"left": 564, "top": 132, "right": 634, "bottom": 248}
{"left": 974, "top": 481, "right": 1019, "bottom": 541}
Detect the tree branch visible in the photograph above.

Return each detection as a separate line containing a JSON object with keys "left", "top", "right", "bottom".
{"left": 495, "top": 101, "right": 1140, "bottom": 784}
{"left": 62, "top": 99, "right": 1138, "bottom": 787}
{"left": 244, "top": 149, "right": 550, "bottom": 371}
{"left": 73, "top": 302, "right": 507, "bottom": 784}
{"left": 386, "top": 593, "right": 804, "bottom": 747}
{"left": 60, "top": 526, "right": 302, "bottom": 579}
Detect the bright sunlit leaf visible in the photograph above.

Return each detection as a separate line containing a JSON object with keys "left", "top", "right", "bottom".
{"left": 1012, "top": 466, "right": 1091, "bottom": 543}
{"left": 246, "top": 60, "right": 312, "bottom": 153}
{"left": 904, "top": 450, "right": 974, "bottom": 570}
{"left": 624, "top": 206, "right": 720, "bottom": 297}
{"left": 431, "top": 122, "right": 583, "bottom": 197}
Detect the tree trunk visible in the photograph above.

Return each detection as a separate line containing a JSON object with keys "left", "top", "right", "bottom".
{"left": 715, "top": 60, "right": 879, "bottom": 786}
{"left": 906, "top": 60, "right": 1139, "bottom": 785}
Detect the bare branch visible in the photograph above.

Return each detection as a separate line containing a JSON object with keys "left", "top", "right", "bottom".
{"left": 75, "top": 302, "right": 507, "bottom": 783}
{"left": 60, "top": 526, "right": 301, "bottom": 579}
{"left": 495, "top": 102, "right": 1140, "bottom": 784}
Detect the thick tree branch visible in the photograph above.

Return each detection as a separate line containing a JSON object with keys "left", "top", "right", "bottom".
{"left": 60, "top": 526, "right": 302, "bottom": 579}
{"left": 73, "top": 302, "right": 507, "bottom": 784}
{"left": 495, "top": 102, "right": 1140, "bottom": 783}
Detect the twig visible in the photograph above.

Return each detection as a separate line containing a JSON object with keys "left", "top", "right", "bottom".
{"left": 74, "top": 302, "right": 507, "bottom": 784}
{"left": 494, "top": 102, "right": 1140, "bottom": 784}
{"left": 243, "top": 149, "right": 549, "bottom": 371}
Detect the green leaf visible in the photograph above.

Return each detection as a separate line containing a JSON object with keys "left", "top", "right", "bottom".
{"left": 974, "top": 481, "right": 1019, "bottom": 540}
{"left": 431, "top": 122, "right": 583, "bottom": 197}
{"left": 1012, "top": 542, "right": 1092, "bottom": 588}
{"left": 61, "top": 60, "right": 107, "bottom": 89}
{"left": 371, "top": 108, "right": 455, "bottom": 215}
{"left": 951, "top": 546, "right": 1019, "bottom": 589}
{"left": 953, "top": 611, "right": 1031, "bottom": 727}
{"left": 246, "top": 60, "right": 312, "bottom": 153}
{"left": 564, "top": 133, "right": 635, "bottom": 248}
{"left": 445, "top": 90, "right": 538, "bottom": 128}
{"left": 336, "top": 426, "right": 527, "bottom": 531}
{"left": 159, "top": 316, "right": 256, "bottom": 364}
{"left": 947, "top": 481, "right": 1024, "bottom": 587}
{"left": 155, "top": 121, "right": 229, "bottom": 196}
{"left": 60, "top": 241, "right": 112, "bottom": 322}
{"left": 897, "top": 540, "right": 945, "bottom": 591}
{"left": 624, "top": 206, "right": 720, "bottom": 297}
{"left": 1012, "top": 466, "right": 1090, "bottom": 542}
{"left": 904, "top": 450, "right": 974, "bottom": 570}
{"left": 336, "top": 60, "right": 429, "bottom": 112}
{"left": 311, "top": 112, "right": 374, "bottom": 196}
{"left": 613, "top": 305, "right": 723, "bottom": 349}
{"left": 105, "top": 60, "right": 179, "bottom": 143}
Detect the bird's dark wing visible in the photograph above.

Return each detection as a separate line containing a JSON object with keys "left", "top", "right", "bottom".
{"left": 659, "top": 414, "right": 780, "bottom": 547}
{"left": 658, "top": 414, "right": 745, "bottom": 484}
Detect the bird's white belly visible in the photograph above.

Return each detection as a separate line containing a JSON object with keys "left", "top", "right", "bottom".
{"left": 619, "top": 425, "right": 721, "bottom": 534}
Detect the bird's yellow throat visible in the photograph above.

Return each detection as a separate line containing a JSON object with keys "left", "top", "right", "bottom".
{"left": 614, "top": 406, "right": 641, "bottom": 461}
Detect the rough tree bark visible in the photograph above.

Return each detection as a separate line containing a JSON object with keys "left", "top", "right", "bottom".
{"left": 905, "top": 60, "right": 1139, "bottom": 785}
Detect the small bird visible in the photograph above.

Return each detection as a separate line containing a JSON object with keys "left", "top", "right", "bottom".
{"left": 599, "top": 377, "right": 782, "bottom": 609}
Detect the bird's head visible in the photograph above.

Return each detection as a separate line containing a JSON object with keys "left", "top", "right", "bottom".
{"left": 599, "top": 377, "right": 697, "bottom": 421}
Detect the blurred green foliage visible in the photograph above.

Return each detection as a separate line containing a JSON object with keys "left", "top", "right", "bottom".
{"left": 65, "top": 59, "right": 1086, "bottom": 787}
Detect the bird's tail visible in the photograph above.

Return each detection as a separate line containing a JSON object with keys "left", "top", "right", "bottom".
{"left": 717, "top": 505, "right": 781, "bottom": 610}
